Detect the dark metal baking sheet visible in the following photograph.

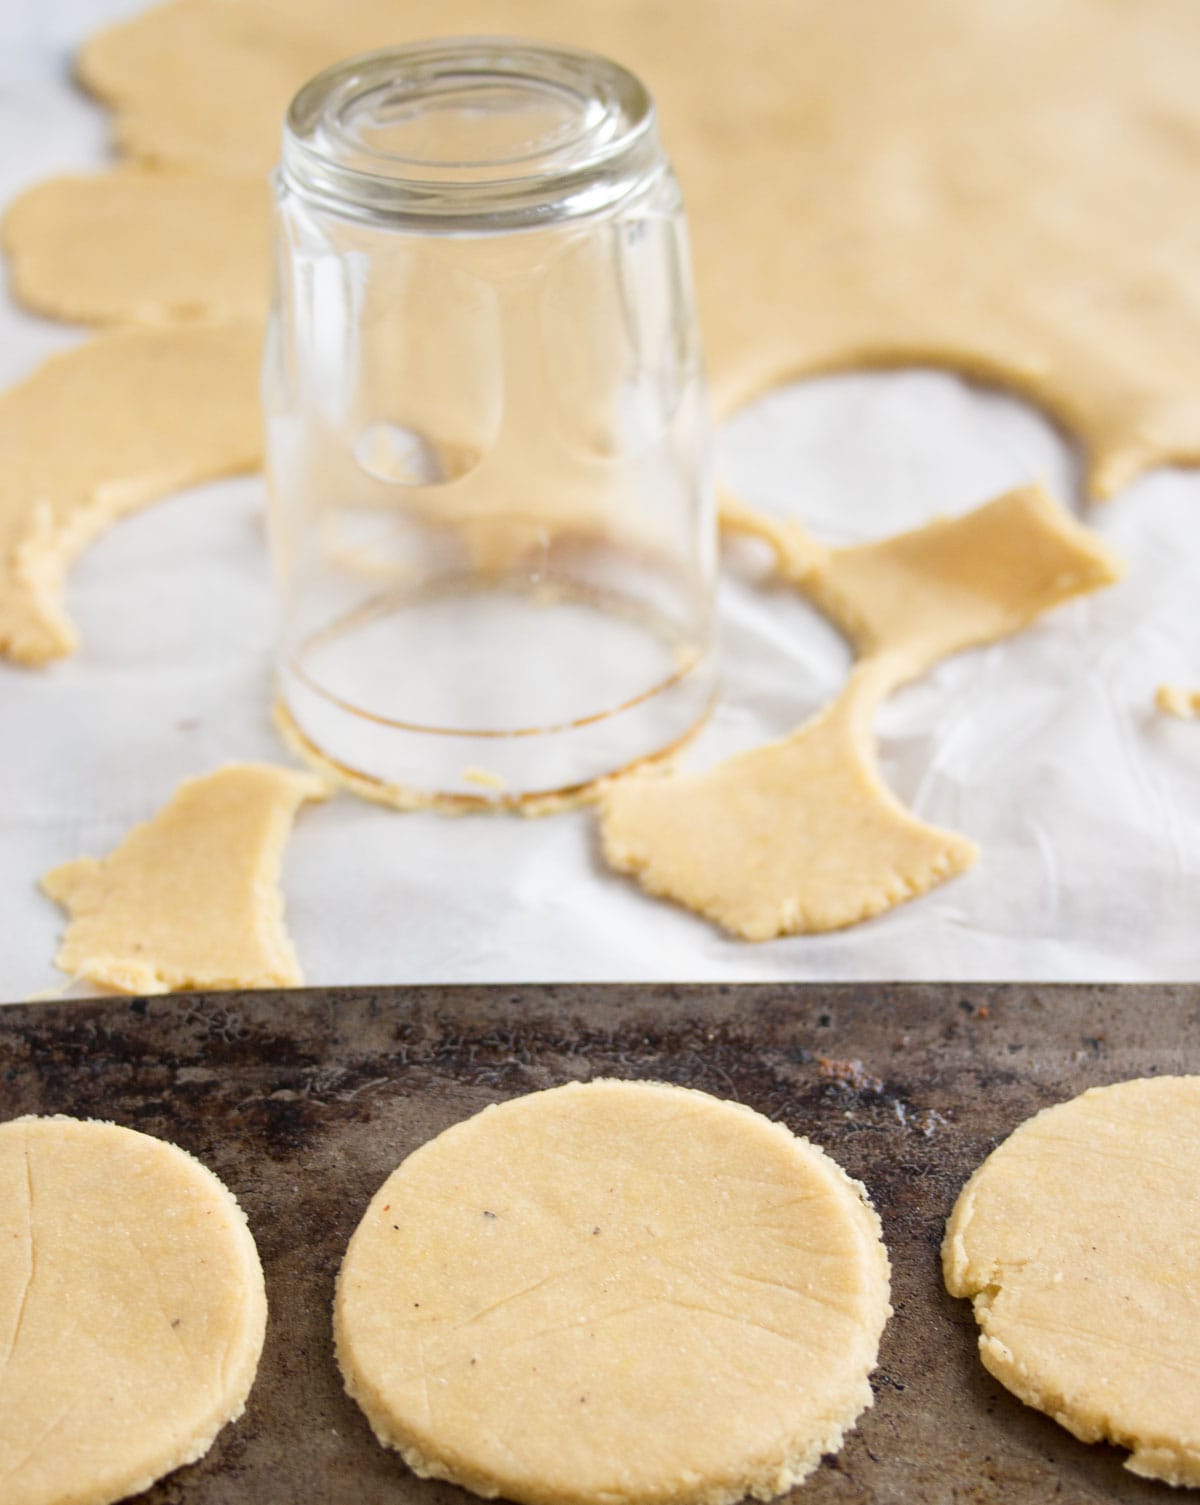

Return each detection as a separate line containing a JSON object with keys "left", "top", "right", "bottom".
{"left": 3, "top": 982, "right": 1198, "bottom": 1504}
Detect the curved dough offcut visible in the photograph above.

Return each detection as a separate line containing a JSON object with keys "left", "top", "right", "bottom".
{"left": 728, "top": 483, "right": 1124, "bottom": 674}
{"left": 336, "top": 1079, "right": 891, "bottom": 1505}
{"left": 944, "top": 1076, "right": 1200, "bottom": 1487}
{"left": 601, "top": 661, "right": 976, "bottom": 940}
{"left": 2, "top": 169, "right": 268, "bottom": 326}
{"left": 0, "top": 324, "right": 262, "bottom": 666}
{"left": 0, "top": 1115, "right": 266, "bottom": 1505}
{"left": 602, "top": 484, "right": 1121, "bottom": 940}
{"left": 74, "top": 0, "right": 1200, "bottom": 495}
{"left": 42, "top": 762, "right": 328, "bottom": 994}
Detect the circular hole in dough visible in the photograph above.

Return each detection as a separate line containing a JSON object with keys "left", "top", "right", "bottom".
{"left": 335, "top": 1078, "right": 891, "bottom": 1505}
{"left": 717, "top": 368, "right": 1081, "bottom": 546}
{"left": 0, "top": 1115, "right": 267, "bottom": 1505}
{"left": 943, "top": 1075, "right": 1200, "bottom": 1487}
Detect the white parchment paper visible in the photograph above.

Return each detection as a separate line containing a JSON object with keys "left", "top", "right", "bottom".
{"left": 2, "top": 1, "right": 1198, "bottom": 998}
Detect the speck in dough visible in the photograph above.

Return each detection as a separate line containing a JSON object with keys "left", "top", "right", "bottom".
{"left": 0, "top": 1115, "right": 267, "bottom": 1505}
{"left": 944, "top": 1076, "right": 1200, "bottom": 1487}
{"left": 336, "top": 1079, "right": 891, "bottom": 1505}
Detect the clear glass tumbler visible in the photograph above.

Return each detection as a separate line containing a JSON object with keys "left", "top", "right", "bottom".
{"left": 264, "top": 39, "right": 717, "bottom": 804}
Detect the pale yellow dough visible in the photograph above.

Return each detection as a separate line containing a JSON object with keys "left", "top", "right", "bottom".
{"left": 0, "top": 1114, "right": 267, "bottom": 1505}
{"left": 0, "top": 324, "right": 262, "bottom": 665}
{"left": 602, "top": 662, "right": 976, "bottom": 941}
{"left": 737, "top": 484, "right": 1125, "bottom": 675}
{"left": 601, "top": 484, "right": 1121, "bottom": 940}
{"left": 0, "top": 0, "right": 1134, "bottom": 941}
{"left": 42, "top": 762, "right": 328, "bottom": 994}
{"left": 944, "top": 1076, "right": 1200, "bottom": 1488}
{"left": 72, "top": 0, "right": 1200, "bottom": 496}
{"left": 335, "top": 1079, "right": 891, "bottom": 1505}
{"left": 2, "top": 169, "right": 268, "bottom": 326}
{"left": 1157, "top": 685, "right": 1200, "bottom": 720}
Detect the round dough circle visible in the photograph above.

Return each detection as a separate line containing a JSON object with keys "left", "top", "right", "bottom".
{"left": 335, "top": 1079, "right": 891, "bottom": 1505}
{"left": 0, "top": 1115, "right": 267, "bottom": 1505}
{"left": 943, "top": 1076, "right": 1200, "bottom": 1487}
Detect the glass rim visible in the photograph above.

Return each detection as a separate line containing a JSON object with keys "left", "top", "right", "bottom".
{"left": 281, "top": 37, "right": 664, "bottom": 230}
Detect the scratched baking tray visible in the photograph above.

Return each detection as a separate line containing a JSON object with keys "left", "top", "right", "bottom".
{"left": 3, "top": 983, "right": 1198, "bottom": 1504}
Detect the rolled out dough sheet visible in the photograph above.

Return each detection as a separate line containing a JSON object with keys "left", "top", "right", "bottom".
{"left": 0, "top": 1114, "right": 266, "bottom": 1505}
{"left": 69, "top": 0, "right": 1200, "bottom": 497}
{"left": 42, "top": 762, "right": 328, "bottom": 994}
{"left": 335, "top": 1079, "right": 891, "bottom": 1505}
{"left": 944, "top": 1076, "right": 1200, "bottom": 1487}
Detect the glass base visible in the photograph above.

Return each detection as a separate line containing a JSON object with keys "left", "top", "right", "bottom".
{"left": 279, "top": 577, "right": 717, "bottom": 803}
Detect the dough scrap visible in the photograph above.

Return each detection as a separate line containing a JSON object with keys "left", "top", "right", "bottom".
{"left": 601, "top": 484, "right": 1121, "bottom": 940}
{"left": 1156, "top": 684, "right": 1200, "bottom": 720}
{"left": 0, "top": 1114, "right": 266, "bottom": 1505}
{"left": 75, "top": 0, "right": 1200, "bottom": 495}
{"left": 732, "top": 484, "right": 1124, "bottom": 674}
{"left": 42, "top": 762, "right": 328, "bottom": 994}
{"left": 335, "top": 1079, "right": 891, "bottom": 1505}
{"left": 943, "top": 1076, "right": 1200, "bottom": 1488}
{"left": 0, "top": 324, "right": 262, "bottom": 666}
{"left": 601, "top": 663, "right": 976, "bottom": 940}
{"left": 2, "top": 169, "right": 268, "bottom": 327}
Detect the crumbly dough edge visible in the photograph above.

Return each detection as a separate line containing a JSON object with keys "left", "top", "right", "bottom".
{"left": 0, "top": 1114, "right": 269, "bottom": 1505}
{"left": 333, "top": 1079, "right": 891, "bottom": 1505}
{"left": 599, "top": 795, "right": 977, "bottom": 941}
{"left": 941, "top": 1078, "right": 1200, "bottom": 1488}
{"left": 971, "top": 1310, "right": 1200, "bottom": 1488}
{"left": 0, "top": 324, "right": 263, "bottom": 668}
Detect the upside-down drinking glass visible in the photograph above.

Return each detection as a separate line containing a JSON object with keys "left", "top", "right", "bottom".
{"left": 263, "top": 38, "right": 717, "bottom": 804}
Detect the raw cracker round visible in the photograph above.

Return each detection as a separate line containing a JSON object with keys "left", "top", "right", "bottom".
{"left": 0, "top": 1115, "right": 267, "bottom": 1505}
{"left": 335, "top": 1079, "right": 891, "bottom": 1505}
{"left": 943, "top": 1075, "right": 1200, "bottom": 1487}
